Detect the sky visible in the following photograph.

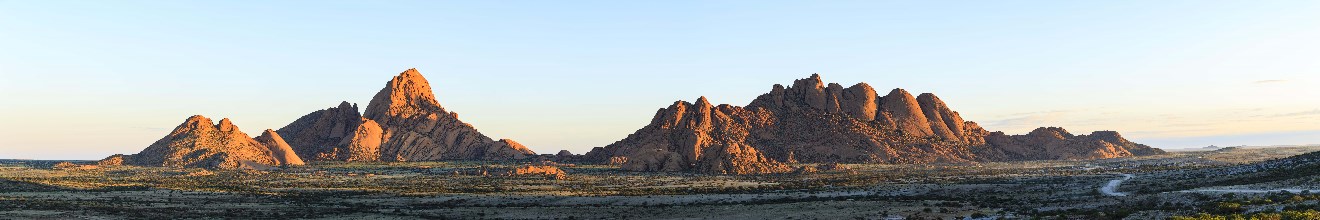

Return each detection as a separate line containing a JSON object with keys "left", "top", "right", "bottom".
{"left": 2, "top": 1, "right": 1320, "bottom": 160}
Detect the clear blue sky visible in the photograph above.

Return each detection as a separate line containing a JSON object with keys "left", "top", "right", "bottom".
{"left": 3, "top": 1, "right": 1319, "bottom": 160}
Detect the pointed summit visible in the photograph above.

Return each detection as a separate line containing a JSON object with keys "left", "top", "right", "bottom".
{"left": 364, "top": 68, "right": 443, "bottom": 122}
{"left": 174, "top": 115, "right": 217, "bottom": 134}
{"left": 216, "top": 118, "right": 239, "bottom": 132}
{"left": 694, "top": 96, "right": 712, "bottom": 107}
{"left": 401, "top": 68, "right": 422, "bottom": 77}
{"left": 357, "top": 69, "right": 535, "bottom": 161}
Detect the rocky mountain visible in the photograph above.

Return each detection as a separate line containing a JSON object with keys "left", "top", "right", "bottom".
{"left": 361, "top": 69, "right": 535, "bottom": 161}
{"left": 110, "top": 69, "right": 534, "bottom": 167}
{"left": 103, "top": 115, "right": 297, "bottom": 169}
{"left": 277, "top": 69, "right": 535, "bottom": 162}
{"left": 276, "top": 101, "right": 384, "bottom": 162}
{"left": 586, "top": 74, "right": 1163, "bottom": 174}
{"left": 596, "top": 97, "right": 792, "bottom": 174}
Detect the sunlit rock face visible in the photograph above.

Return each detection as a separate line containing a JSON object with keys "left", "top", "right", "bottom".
{"left": 111, "top": 115, "right": 287, "bottom": 169}
{"left": 363, "top": 69, "right": 534, "bottom": 161}
{"left": 587, "top": 74, "right": 1163, "bottom": 174}
{"left": 600, "top": 97, "right": 792, "bottom": 174}
{"left": 279, "top": 69, "right": 534, "bottom": 162}
{"left": 254, "top": 129, "right": 304, "bottom": 166}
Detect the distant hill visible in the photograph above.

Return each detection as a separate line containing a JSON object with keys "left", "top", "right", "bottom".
{"left": 1137, "top": 148, "right": 1320, "bottom": 192}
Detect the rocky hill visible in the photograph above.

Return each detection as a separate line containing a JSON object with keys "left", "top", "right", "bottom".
{"left": 108, "top": 69, "right": 535, "bottom": 167}
{"left": 102, "top": 115, "right": 297, "bottom": 169}
{"left": 276, "top": 101, "right": 384, "bottom": 161}
{"left": 278, "top": 69, "right": 535, "bottom": 162}
{"left": 361, "top": 69, "right": 535, "bottom": 161}
{"left": 586, "top": 74, "right": 1163, "bottom": 174}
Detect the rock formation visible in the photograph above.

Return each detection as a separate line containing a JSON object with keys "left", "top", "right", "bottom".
{"left": 975, "top": 127, "right": 1163, "bottom": 161}
{"left": 114, "top": 69, "right": 534, "bottom": 167}
{"left": 254, "top": 129, "right": 305, "bottom": 166}
{"left": 106, "top": 115, "right": 290, "bottom": 169}
{"left": 361, "top": 69, "right": 535, "bottom": 161}
{"left": 275, "top": 69, "right": 534, "bottom": 162}
{"left": 507, "top": 165, "right": 567, "bottom": 180}
{"left": 587, "top": 74, "right": 1163, "bottom": 174}
{"left": 590, "top": 96, "right": 792, "bottom": 174}
{"left": 277, "top": 101, "right": 384, "bottom": 162}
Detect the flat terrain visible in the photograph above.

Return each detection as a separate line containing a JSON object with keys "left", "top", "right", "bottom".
{"left": 3, "top": 146, "right": 1320, "bottom": 219}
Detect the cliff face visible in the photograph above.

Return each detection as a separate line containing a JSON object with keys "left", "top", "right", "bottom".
{"left": 587, "top": 74, "right": 1163, "bottom": 174}
{"left": 112, "top": 115, "right": 294, "bottom": 169}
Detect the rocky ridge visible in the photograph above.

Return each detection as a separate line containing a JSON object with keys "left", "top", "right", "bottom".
{"left": 278, "top": 69, "right": 534, "bottom": 162}
{"left": 586, "top": 74, "right": 1163, "bottom": 174}
{"left": 107, "top": 69, "right": 533, "bottom": 168}
{"left": 362, "top": 69, "right": 535, "bottom": 161}
{"left": 106, "top": 115, "right": 299, "bottom": 169}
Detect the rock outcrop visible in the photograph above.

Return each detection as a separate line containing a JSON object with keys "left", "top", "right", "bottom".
{"left": 507, "top": 165, "right": 567, "bottom": 180}
{"left": 587, "top": 74, "right": 1163, "bottom": 174}
{"left": 976, "top": 127, "right": 1164, "bottom": 161}
{"left": 337, "top": 119, "right": 384, "bottom": 162}
{"left": 276, "top": 69, "right": 534, "bottom": 162}
{"left": 254, "top": 129, "right": 305, "bottom": 166}
{"left": 115, "top": 69, "right": 534, "bottom": 167}
{"left": 277, "top": 101, "right": 383, "bottom": 161}
{"left": 590, "top": 96, "right": 791, "bottom": 174}
{"left": 107, "top": 115, "right": 287, "bottom": 169}
{"left": 880, "top": 88, "right": 935, "bottom": 138}
{"left": 362, "top": 69, "right": 535, "bottom": 161}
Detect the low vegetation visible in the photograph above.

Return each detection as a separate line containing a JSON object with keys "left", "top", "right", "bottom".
{"left": 2, "top": 146, "right": 1319, "bottom": 219}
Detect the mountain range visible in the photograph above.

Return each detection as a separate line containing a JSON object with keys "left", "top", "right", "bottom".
{"left": 582, "top": 74, "right": 1162, "bottom": 174}
{"left": 101, "top": 70, "right": 1163, "bottom": 173}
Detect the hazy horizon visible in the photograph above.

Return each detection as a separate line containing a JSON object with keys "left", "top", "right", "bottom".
{"left": 4, "top": 1, "right": 1320, "bottom": 160}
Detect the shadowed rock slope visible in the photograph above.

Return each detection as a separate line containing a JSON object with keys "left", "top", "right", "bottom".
{"left": 279, "top": 69, "right": 535, "bottom": 162}
{"left": 102, "top": 115, "right": 300, "bottom": 169}
{"left": 586, "top": 74, "right": 1163, "bottom": 174}
{"left": 276, "top": 101, "right": 384, "bottom": 161}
